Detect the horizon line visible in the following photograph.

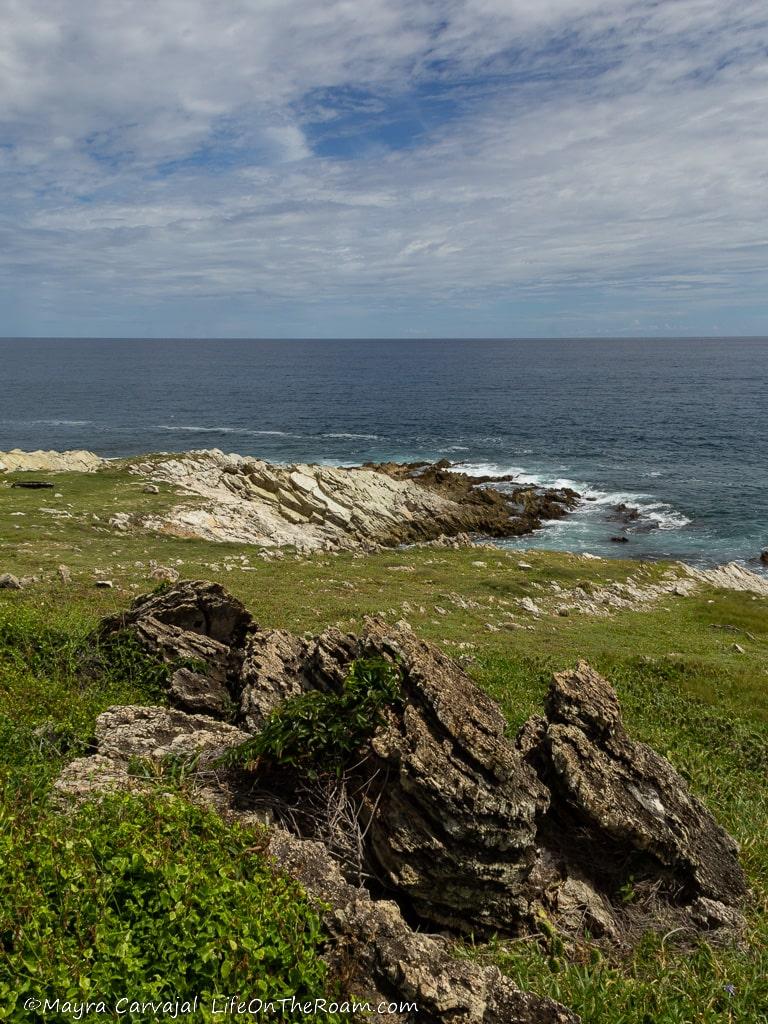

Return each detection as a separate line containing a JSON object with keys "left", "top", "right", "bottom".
{"left": 2, "top": 335, "right": 768, "bottom": 343}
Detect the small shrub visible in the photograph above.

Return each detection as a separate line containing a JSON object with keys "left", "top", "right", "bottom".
{"left": 226, "top": 656, "right": 403, "bottom": 776}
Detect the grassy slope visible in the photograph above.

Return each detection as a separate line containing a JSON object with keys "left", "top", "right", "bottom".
{"left": 1, "top": 468, "right": 767, "bottom": 1022}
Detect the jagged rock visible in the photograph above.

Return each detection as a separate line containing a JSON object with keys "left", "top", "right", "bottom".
{"left": 262, "top": 826, "right": 578, "bottom": 1024}
{"left": 239, "top": 629, "right": 310, "bottom": 731}
{"left": 169, "top": 668, "right": 234, "bottom": 718}
{"left": 522, "top": 661, "right": 747, "bottom": 913}
{"left": 100, "top": 579, "right": 252, "bottom": 646}
{"left": 57, "top": 582, "right": 748, "bottom": 1021}
{"left": 95, "top": 581, "right": 252, "bottom": 720}
{"left": 131, "top": 450, "right": 579, "bottom": 550}
{"left": 352, "top": 619, "right": 550, "bottom": 933}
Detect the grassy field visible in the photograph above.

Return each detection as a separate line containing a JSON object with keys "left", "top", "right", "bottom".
{"left": 1, "top": 467, "right": 767, "bottom": 1021}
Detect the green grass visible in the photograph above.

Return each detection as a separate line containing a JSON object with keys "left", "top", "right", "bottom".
{"left": 0, "top": 600, "right": 351, "bottom": 1023}
{"left": 1, "top": 467, "right": 768, "bottom": 1021}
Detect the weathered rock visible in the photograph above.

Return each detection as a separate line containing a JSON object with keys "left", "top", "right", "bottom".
{"left": 58, "top": 582, "right": 748, "bottom": 1021}
{"left": 0, "top": 573, "right": 22, "bottom": 590}
{"left": 239, "top": 629, "right": 311, "bottom": 731}
{"left": 523, "top": 661, "right": 747, "bottom": 912}
{"left": 101, "top": 579, "right": 252, "bottom": 646}
{"left": 55, "top": 754, "right": 150, "bottom": 803}
{"left": 94, "top": 580, "right": 253, "bottom": 720}
{"left": 149, "top": 562, "right": 180, "bottom": 583}
{"left": 131, "top": 450, "right": 579, "bottom": 550}
{"left": 262, "top": 826, "right": 578, "bottom": 1024}
{"left": 169, "top": 668, "right": 234, "bottom": 719}
{"left": 348, "top": 620, "right": 550, "bottom": 933}
{"left": 0, "top": 448, "right": 105, "bottom": 473}
{"left": 94, "top": 705, "right": 249, "bottom": 762}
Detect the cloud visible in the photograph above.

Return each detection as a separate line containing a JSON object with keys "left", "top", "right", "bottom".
{"left": 1, "top": 0, "right": 767, "bottom": 335}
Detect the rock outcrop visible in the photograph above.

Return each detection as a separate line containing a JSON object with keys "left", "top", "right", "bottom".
{"left": 129, "top": 449, "right": 577, "bottom": 550}
{"left": 0, "top": 448, "right": 106, "bottom": 473}
{"left": 57, "top": 583, "right": 749, "bottom": 1023}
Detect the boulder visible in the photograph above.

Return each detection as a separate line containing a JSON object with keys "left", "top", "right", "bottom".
{"left": 93, "top": 580, "right": 253, "bottom": 722}
{"left": 0, "top": 573, "right": 22, "bottom": 590}
{"left": 94, "top": 705, "right": 248, "bottom": 762}
{"left": 522, "top": 662, "right": 747, "bottom": 911}
{"left": 100, "top": 579, "right": 252, "bottom": 646}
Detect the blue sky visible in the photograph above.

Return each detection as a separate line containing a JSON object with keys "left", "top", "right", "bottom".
{"left": 1, "top": 0, "right": 767, "bottom": 338}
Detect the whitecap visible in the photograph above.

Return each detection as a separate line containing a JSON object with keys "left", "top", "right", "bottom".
{"left": 322, "top": 432, "right": 382, "bottom": 440}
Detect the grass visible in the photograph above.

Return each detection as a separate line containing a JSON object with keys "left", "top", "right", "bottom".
{"left": 1, "top": 466, "right": 768, "bottom": 1021}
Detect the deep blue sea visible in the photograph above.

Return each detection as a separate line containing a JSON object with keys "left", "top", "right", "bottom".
{"left": 2, "top": 337, "right": 766, "bottom": 569}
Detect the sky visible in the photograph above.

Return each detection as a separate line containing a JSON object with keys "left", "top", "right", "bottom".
{"left": 1, "top": 0, "right": 767, "bottom": 338}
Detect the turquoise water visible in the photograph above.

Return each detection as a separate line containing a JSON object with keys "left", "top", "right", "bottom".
{"left": 1, "top": 337, "right": 766, "bottom": 569}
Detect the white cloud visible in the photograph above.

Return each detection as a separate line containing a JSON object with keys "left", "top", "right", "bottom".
{"left": 0, "top": 0, "right": 767, "bottom": 334}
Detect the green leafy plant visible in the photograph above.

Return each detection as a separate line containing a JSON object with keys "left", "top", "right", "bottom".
{"left": 225, "top": 656, "right": 403, "bottom": 776}
{"left": 0, "top": 792, "right": 349, "bottom": 1022}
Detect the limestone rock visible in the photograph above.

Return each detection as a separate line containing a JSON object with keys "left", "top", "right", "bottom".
{"left": 263, "top": 826, "right": 579, "bottom": 1024}
{"left": 61, "top": 581, "right": 747, "bottom": 1011}
{"left": 54, "top": 754, "right": 150, "bottom": 803}
{"left": 130, "top": 449, "right": 578, "bottom": 551}
{"left": 169, "top": 667, "right": 234, "bottom": 719}
{"left": 94, "top": 705, "right": 248, "bottom": 762}
{"left": 0, "top": 448, "right": 106, "bottom": 473}
{"left": 351, "top": 619, "right": 550, "bottom": 933}
{"left": 239, "top": 629, "right": 311, "bottom": 731}
{"left": 526, "top": 661, "right": 747, "bottom": 911}
{"left": 98, "top": 578, "right": 251, "bottom": 649}
{"left": 94, "top": 580, "right": 253, "bottom": 721}
{"left": 149, "top": 562, "right": 180, "bottom": 583}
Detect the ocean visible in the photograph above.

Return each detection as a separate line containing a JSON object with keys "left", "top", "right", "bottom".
{"left": 1, "top": 336, "right": 766, "bottom": 569}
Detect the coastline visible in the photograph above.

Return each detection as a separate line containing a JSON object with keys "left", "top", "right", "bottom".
{"left": 3, "top": 445, "right": 768, "bottom": 1024}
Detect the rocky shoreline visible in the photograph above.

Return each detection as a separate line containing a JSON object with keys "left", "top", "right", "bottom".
{"left": 1, "top": 447, "right": 579, "bottom": 552}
